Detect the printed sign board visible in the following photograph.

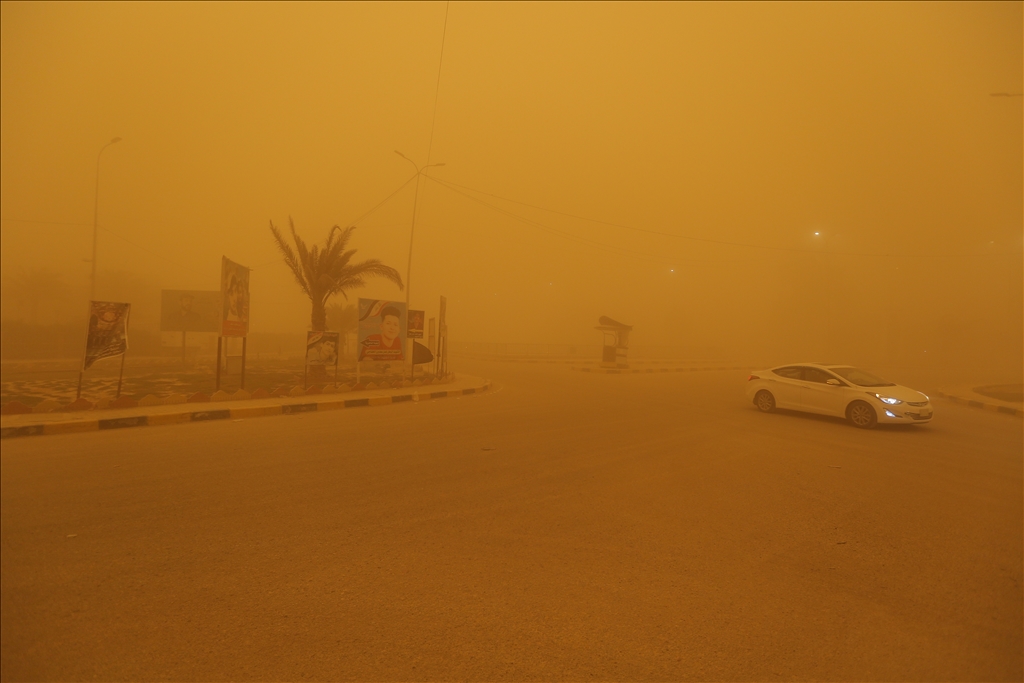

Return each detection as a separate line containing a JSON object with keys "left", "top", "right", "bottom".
{"left": 306, "top": 331, "right": 340, "bottom": 366}
{"left": 160, "top": 290, "right": 220, "bottom": 332}
{"left": 357, "top": 299, "right": 406, "bottom": 362}
{"left": 221, "top": 256, "right": 250, "bottom": 337}
{"left": 407, "top": 309, "right": 425, "bottom": 339}
{"left": 83, "top": 301, "right": 130, "bottom": 370}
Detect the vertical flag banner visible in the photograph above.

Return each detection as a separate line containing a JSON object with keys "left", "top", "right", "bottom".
{"left": 221, "top": 256, "right": 250, "bottom": 337}
{"left": 306, "top": 331, "right": 340, "bottom": 366}
{"left": 83, "top": 301, "right": 131, "bottom": 370}
{"left": 438, "top": 295, "right": 448, "bottom": 376}
{"left": 357, "top": 299, "right": 407, "bottom": 362}
{"left": 407, "top": 309, "right": 425, "bottom": 339}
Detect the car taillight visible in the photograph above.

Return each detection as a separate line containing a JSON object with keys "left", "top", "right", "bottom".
{"left": 748, "top": 374, "right": 759, "bottom": 381}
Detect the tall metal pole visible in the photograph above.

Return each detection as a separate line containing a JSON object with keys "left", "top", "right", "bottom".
{"left": 395, "top": 152, "right": 444, "bottom": 379}
{"left": 90, "top": 137, "right": 122, "bottom": 301}
{"left": 404, "top": 171, "right": 423, "bottom": 320}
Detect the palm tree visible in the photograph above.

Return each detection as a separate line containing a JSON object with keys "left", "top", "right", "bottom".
{"left": 269, "top": 218, "right": 404, "bottom": 333}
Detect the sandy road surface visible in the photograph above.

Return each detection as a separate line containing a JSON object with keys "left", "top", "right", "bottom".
{"left": 2, "top": 360, "right": 1021, "bottom": 681}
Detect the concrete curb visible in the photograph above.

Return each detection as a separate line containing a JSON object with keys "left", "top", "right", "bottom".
{"left": 932, "top": 391, "right": 1023, "bottom": 418}
{"left": 572, "top": 365, "right": 748, "bottom": 374}
{"left": 1, "top": 380, "right": 492, "bottom": 440}
{"left": 453, "top": 353, "right": 731, "bottom": 366}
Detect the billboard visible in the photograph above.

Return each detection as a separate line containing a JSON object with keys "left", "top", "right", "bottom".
{"left": 306, "top": 331, "right": 340, "bottom": 366}
{"left": 160, "top": 290, "right": 220, "bottom": 332}
{"left": 221, "top": 256, "right": 250, "bottom": 337}
{"left": 407, "top": 309, "right": 425, "bottom": 339}
{"left": 83, "top": 301, "right": 130, "bottom": 370}
{"left": 357, "top": 299, "right": 406, "bottom": 362}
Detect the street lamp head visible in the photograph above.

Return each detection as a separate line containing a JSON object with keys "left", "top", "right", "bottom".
{"left": 111, "top": 137, "right": 122, "bottom": 144}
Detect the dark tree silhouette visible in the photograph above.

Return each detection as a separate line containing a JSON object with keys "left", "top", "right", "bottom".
{"left": 269, "top": 218, "right": 404, "bottom": 334}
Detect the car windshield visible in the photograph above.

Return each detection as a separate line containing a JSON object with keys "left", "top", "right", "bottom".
{"left": 829, "top": 366, "right": 895, "bottom": 387}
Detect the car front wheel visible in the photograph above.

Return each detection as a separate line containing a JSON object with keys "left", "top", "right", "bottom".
{"left": 754, "top": 390, "right": 776, "bottom": 413}
{"left": 847, "top": 401, "right": 878, "bottom": 429}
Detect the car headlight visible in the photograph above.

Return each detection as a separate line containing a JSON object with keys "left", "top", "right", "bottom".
{"left": 874, "top": 394, "right": 902, "bottom": 405}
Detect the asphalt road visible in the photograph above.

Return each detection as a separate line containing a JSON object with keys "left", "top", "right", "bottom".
{"left": 2, "top": 360, "right": 1021, "bottom": 681}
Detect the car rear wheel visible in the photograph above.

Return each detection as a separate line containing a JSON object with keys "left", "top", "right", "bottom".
{"left": 754, "top": 390, "right": 776, "bottom": 413}
{"left": 847, "top": 401, "right": 877, "bottom": 429}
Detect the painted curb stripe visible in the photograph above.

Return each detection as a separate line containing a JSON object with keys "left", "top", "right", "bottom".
{"left": 230, "top": 406, "right": 282, "bottom": 419}
{"left": 282, "top": 403, "right": 318, "bottom": 414}
{"left": 43, "top": 421, "right": 99, "bottom": 435}
{"left": 1, "top": 425, "right": 45, "bottom": 438}
{"left": 0, "top": 381, "right": 492, "bottom": 438}
{"left": 148, "top": 413, "right": 192, "bottom": 426}
{"left": 99, "top": 416, "right": 148, "bottom": 430}
{"left": 191, "top": 410, "right": 231, "bottom": 422}
{"left": 934, "top": 392, "right": 1022, "bottom": 417}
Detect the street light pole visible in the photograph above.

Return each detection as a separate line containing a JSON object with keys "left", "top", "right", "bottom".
{"left": 91, "top": 137, "right": 122, "bottom": 301}
{"left": 395, "top": 150, "right": 444, "bottom": 377}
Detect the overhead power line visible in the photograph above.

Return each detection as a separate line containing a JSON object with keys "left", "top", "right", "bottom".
{"left": 252, "top": 173, "right": 420, "bottom": 270}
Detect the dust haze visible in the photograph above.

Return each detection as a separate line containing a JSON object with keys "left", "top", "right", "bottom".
{"left": 2, "top": 2, "right": 1021, "bottom": 380}
{"left": 2, "top": 4, "right": 1023, "bottom": 680}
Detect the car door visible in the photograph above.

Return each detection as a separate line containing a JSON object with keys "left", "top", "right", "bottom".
{"left": 768, "top": 366, "right": 806, "bottom": 409}
{"left": 800, "top": 367, "right": 847, "bottom": 416}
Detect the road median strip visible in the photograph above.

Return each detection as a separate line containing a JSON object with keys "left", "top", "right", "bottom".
{"left": 933, "top": 391, "right": 1022, "bottom": 417}
{"left": 1, "top": 379, "right": 491, "bottom": 439}
{"left": 572, "top": 365, "right": 747, "bottom": 374}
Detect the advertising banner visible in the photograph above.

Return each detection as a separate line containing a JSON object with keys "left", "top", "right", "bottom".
{"left": 437, "top": 295, "right": 448, "bottom": 376}
{"left": 357, "top": 299, "right": 406, "bottom": 362}
{"left": 161, "top": 290, "right": 220, "bottom": 332}
{"left": 306, "top": 331, "right": 340, "bottom": 366}
{"left": 221, "top": 256, "right": 250, "bottom": 337}
{"left": 407, "top": 309, "right": 425, "bottom": 339}
{"left": 83, "top": 301, "right": 130, "bottom": 370}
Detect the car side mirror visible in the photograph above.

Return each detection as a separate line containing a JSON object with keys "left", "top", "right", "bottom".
{"left": 826, "top": 379, "right": 842, "bottom": 386}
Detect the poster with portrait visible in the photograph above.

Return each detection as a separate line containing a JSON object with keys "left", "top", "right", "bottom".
{"left": 161, "top": 290, "right": 221, "bottom": 332}
{"left": 306, "top": 331, "right": 340, "bottom": 366}
{"left": 83, "top": 301, "right": 130, "bottom": 370}
{"left": 407, "top": 309, "right": 425, "bottom": 339}
{"left": 221, "top": 256, "right": 250, "bottom": 337}
{"left": 357, "top": 298, "right": 406, "bottom": 362}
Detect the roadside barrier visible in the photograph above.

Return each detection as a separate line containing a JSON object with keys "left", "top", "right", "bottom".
{"left": 932, "top": 391, "right": 1023, "bottom": 418}
{"left": 0, "top": 381, "right": 491, "bottom": 440}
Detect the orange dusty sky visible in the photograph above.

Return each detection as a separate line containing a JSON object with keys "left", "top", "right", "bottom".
{"left": 1, "top": 2, "right": 1020, "bottom": 373}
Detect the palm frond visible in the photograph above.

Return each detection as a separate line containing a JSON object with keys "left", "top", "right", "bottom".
{"left": 270, "top": 219, "right": 405, "bottom": 330}
{"left": 269, "top": 220, "right": 310, "bottom": 297}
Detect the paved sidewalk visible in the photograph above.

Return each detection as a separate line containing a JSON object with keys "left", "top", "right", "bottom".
{"left": 932, "top": 384, "right": 1022, "bottom": 418}
{"left": 0, "top": 374, "right": 491, "bottom": 439}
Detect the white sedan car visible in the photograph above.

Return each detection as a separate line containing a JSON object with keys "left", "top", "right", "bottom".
{"left": 746, "top": 363, "right": 932, "bottom": 428}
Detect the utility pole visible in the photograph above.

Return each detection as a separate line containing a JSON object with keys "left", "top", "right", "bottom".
{"left": 395, "top": 150, "right": 444, "bottom": 378}
{"left": 90, "top": 137, "right": 122, "bottom": 301}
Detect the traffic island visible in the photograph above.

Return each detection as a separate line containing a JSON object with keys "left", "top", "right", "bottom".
{"left": 571, "top": 364, "right": 749, "bottom": 374}
{"left": 1, "top": 375, "right": 492, "bottom": 439}
{"left": 932, "top": 384, "right": 1023, "bottom": 418}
